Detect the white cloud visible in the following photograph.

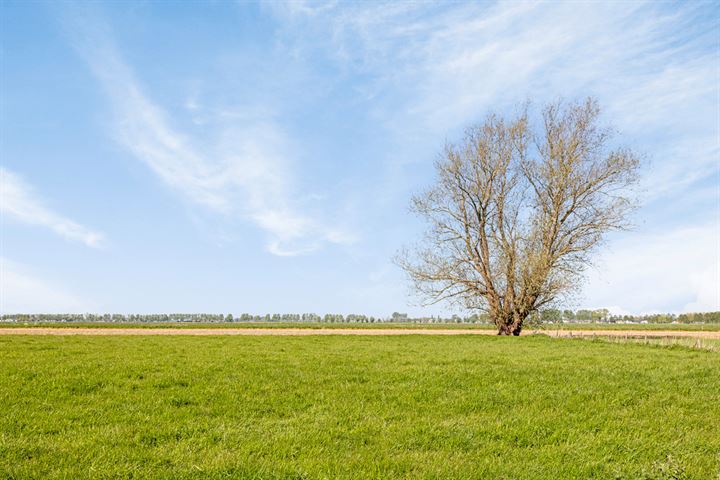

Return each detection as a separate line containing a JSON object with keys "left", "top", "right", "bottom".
{"left": 584, "top": 223, "right": 720, "bottom": 314}
{"left": 0, "top": 167, "right": 105, "bottom": 248}
{"left": 270, "top": 1, "right": 717, "bottom": 193}
{"left": 68, "top": 15, "right": 350, "bottom": 256}
{"left": 0, "top": 258, "right": 92, "bottom": 313}
{"left": 268, "top": 1, "right": 719, "bottom": 313}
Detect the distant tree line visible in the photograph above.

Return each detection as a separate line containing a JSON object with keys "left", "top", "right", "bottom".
{"left": 1, "top": 310, "right": 719, "bottom": 324}
{"left": 527, "top": 309, "right": 720, "bottom": 324}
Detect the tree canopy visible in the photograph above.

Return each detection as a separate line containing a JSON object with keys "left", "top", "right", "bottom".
{"left": 397, "top": 98, "right": 640, "bottom": 335}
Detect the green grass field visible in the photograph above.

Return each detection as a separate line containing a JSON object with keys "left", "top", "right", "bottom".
{"left": 1, "top": 335, "right": 719, "bottom": 479}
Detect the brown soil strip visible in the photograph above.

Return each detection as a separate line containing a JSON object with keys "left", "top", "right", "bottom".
{"left": 0, "top": 328, "right": 719, "bottom": 338}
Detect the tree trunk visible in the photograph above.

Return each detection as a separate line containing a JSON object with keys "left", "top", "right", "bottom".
{"left": 494, "top": 311, "right": 525, "bottom": 336}
{"left": 511, "top": 323, "right": 522, "bottom": 336}
{"left": 496, "top": 323, "right": 511, "bottom": 335}
{"left": 496, "top": 322, "right": 522, "bottom": 336}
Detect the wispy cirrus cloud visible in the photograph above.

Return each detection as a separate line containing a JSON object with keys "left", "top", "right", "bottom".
{"left": 0, "top": 167, "right": 105, "bottom": 248}
{"left": 267, "top": 1, "right": 718, "bottom": 197}
{"left": 264, "top": 0, "right": 719, "bottom": 313}
{"left": 66, "top": 11, "right": 352, "bottom": 256}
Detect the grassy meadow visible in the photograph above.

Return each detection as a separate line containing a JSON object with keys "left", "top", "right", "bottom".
{"left": 1, "top": 335, "right": 719, "bottom": 479}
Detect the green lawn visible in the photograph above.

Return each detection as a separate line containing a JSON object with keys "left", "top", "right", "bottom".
{"left": 1, "top": 335, "right": 718, "bottom": 479}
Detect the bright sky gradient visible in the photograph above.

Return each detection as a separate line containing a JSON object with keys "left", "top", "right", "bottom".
{"left": 1, "top": 1, "right": 718, "bottom": 316}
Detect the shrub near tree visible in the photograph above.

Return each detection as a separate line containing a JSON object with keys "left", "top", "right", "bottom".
{"left": 397, "top": 98, "right": 640, "bottom": 335}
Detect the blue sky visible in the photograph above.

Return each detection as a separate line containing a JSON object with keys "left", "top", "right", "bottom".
{"left": 1, "top": 0, "right": 718, "bottom": 316}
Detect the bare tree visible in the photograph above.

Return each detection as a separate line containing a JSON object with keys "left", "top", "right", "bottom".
{"left": 396, "top": 98, "right": 640, "bottom": 335}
